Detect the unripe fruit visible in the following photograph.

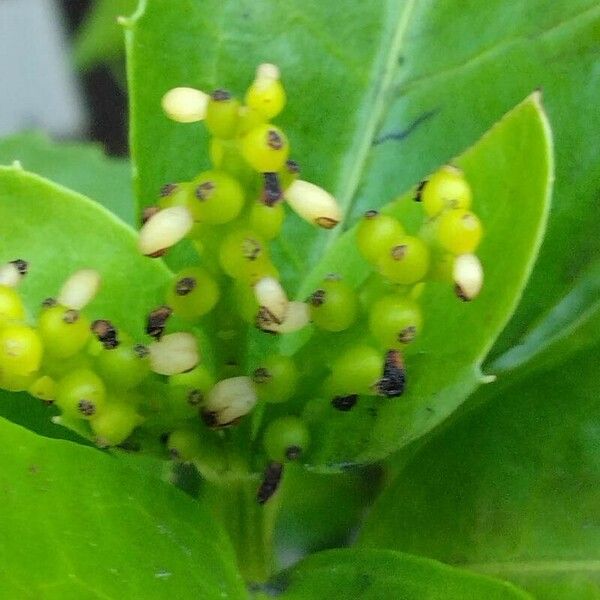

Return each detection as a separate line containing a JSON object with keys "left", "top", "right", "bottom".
{"left": 138, "top": 206, "right": 193, "bottom": 257}
{"left": 28, "top": 375, "right": 56, "bottom": 403}
{"left": 0, "top": 285, "right": 26, "bottom": 326}
{"left": 308, "top": 276, "right": 358, "bottom": 332}
{"left": 167, "top": 428, "right": 201, "bottom": 462}
{"left": 454, "top": 253, "right": 484, "bottom": 301}
{"left": 166, "top": 267, "right": 220, "bottom": 319}
{"left": 218, "top": 229, "right": 274, "bottom": 283}
{"left": 263, "top": 416, "right": 310, "bottom": 462}
{"left": 285, "top": 180, "right": 341, "bottom": 229}
{"left": 356, "top": 211, "right": 405, "bottom": 264}
{"left": 369, "top": 295, "right": 423, "bottom": 348}
{"left": 279, "top": 160, "right": 300, "bottom": 191}
{"left": 249, "top": 201, "right": 285, "bottom": 240}
{"left": 96, "top": 343, "right": 150, "bottom": 390}
{"left": 91, "top": 401, "right": 142, "bottom": 447}
{"left": 55, "top": 368, "right": 106, "bottom": 420}
{"left": 326, "top": 344, "right": 382, "bottom": 396}
{"left": 168, "top": 364, "right": 215, "bottom": 418}
{"left": 245, "top": 63, "right": 286, "bottom": 119}
{"left": 421, "top": 166, "right": 472, "bottom": 216}
{"left": 202, "top": 376, "right": 257, "bottom": 428}
{"left": 189, "top": 171, "right": 244, "bottom": 225}
{"left": 161, "top": 87, "right": 209, "bottom": 123}
{"left": 241, "top": 124, "right": 289, "bottom": 173}
{"left": 436, "top": 208, "right": 483, "bottom": 254}
{"left": 149, "top": 332, "right": 199, "bottom": 376}
{"left": 158, "top": 182, "right": 193, "bottom": 210}
{"left": 205, "top": 90, "right": 240, "bottom": 139}
{"left": 377, "top": 235, "right": 430, "bottom": 285}
{"left": 38, "top": 305, "right": 91, "bottom": 358}
{"left": 0, "top": 324, "right": 43, "bottom": 378}
{"left": 252, "top": 355, "right": 298, "bottom": 404}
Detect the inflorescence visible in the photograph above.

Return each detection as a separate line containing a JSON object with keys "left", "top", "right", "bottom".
{"left": 0, "top": 64, "right": 483, "bottom": 503}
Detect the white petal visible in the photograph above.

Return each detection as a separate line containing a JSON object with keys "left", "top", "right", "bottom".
{"left": 0, "top": 263, "right": 21, "bottom": 288}
{"left": 254, "top": 277, "right": 288, "bottom": 323}
{"left": 161, "top": 87, "right": 209, "bottom": 123}
{"left": 138, "top": 206, "right": 193, "bottom": 256}
{"left": 57, "top": 269, "right": 101, "bottom": 310}
{"left": 149, "top": 332, "right": 199, "bottom": 375}
{"left": 204, "top": 376, "right": 257, "bottom": 426}
{"left": 453, "top": 254, "right": 483, "bottom": 301}
{"left": 285, "top": 180, "right": 341, "bottom": 229}
{"left": 259, "top": 301, "right": 310, "bottom": 334}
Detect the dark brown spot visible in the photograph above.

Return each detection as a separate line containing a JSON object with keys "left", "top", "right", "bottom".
{"left": 267, "top": 129, "right": 284, "bottom": 150}
{"left": 141, "top": 205, "right": 160, "bottom": 225}
{"left": 364, "top": 209, "right": 379, "bottom": 219}
{"left": 252, "top": 367, "right": 271, "bottom": 384}
{"left": 376, "top": 350, "right": 406, "bottom": 397}
{"left": 147, "top": 248, "right": 168, "bottom": 259}
{"left": 455, "top": 284, "right": 470, "bottom": 302}
{"left": 62, "top": 309, "right": 79, "bottom": 324}
{"left": 285, "top": 445, "right": 302, "bottom": 461}
{"left": 315, "top": 216, "right": 339, "bottom": 229}
{"left": 256, "top": 306, "right": 281, "bottom": 332}
{"left": 195, "top": 181, "right": 215, "bottom": 201}
{"left": 169, "top": 447, "right": 181, "bottom": 461}
{"left": 200, "top": 409, "right": 241, "bottom": 429}
{"left": 308, "top": 289, "right": 326, "bottom": 307}
{"left": 160, "top": 183, "right": 178, "bottom": 197}
{"left": 188, "top": 389, "right": 203, "bottom": 406}
{"left": 262, "top": 172, "right": 283, "bottom": 206}
{"left": 391, "top": 245, "right": 407, "bottom": 261}
{"left": 285, "top": 159, "right": 300, "bottom": 175}
{"left": 42, "top": 297, "right": 57, "bottom": 309}
{"left": 91, "top": 319, "right": 119, "bottom": 349}
{"left": 324, "top": 273, "right": 341, "bottom": 282}
{"left": 331, "top": 394, "right": 358, "bottom": 411}
{"left": 146, "top": 305, "right": 173, "bottom": 340}
{"left": 133, "top": 344, "right": 150, "bottom": 358}
{"left": 257, "top": 461, "right": 283, "bottom": 504}
{"left": 10, "top": 259, "right": 28, "bottom": 275}
{"left": 211, "top": 89, "right": 231, "bottom": 101}
{"left": 414, "top": 179, "right": 427, "bottom": 202}
{"left": 175, "top": 277, "right": 196, "bottom": 296}
{"left": 398, "top": 325, "right": 417, "bottom": 344}
{"left": 78, "top": 399, "right": 96, "bottom": 416}
{"left": 242, "top": 237, "right": 262, "bottom": 261}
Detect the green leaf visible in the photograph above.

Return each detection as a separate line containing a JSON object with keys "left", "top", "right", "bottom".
{"left": 0, "top": 132, "right": 135, "bottom": 226}
{"left": 358, "top": 343, "right": 600, "bottom": 599}
{"left": 74, "top": 0, "right": 137, "bottom": 71}
{"left": 0, "top": 164, "right": 168, "bottom": 336}
{"left": 268, "top": 549, "right": 531, "bottom": 599}
{"left": 0, "top": 416, "right": 246, "bottom": 598}
{"left": 126, "top": 0, "right": 599, "bottom": 321}
{"left": 286, "top": 95, "right": 551, "bottom": 468}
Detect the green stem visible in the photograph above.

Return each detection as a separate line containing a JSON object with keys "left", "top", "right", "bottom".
{"left": 202, "top": 474, "right": 281, "bottom": 584}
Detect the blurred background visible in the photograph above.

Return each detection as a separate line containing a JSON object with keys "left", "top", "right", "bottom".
{"left": 0, "top": 0, "right": 129, "bottom": 155}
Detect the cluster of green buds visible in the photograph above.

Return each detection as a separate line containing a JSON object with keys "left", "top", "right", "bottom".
{"left": 0, "top": 64, "right": 484, "bottom": 504}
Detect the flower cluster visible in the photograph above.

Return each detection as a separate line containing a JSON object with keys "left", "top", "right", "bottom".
{"left": 0, "top": 65, "right": 484, "bottom": 503}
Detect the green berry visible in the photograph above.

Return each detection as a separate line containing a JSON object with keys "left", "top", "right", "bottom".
{"left": 245, "top": 76, "right": 286, "bottom": 120}
{"left": 188, "top": 170, "right": 244, "bottom": 225}
{"left": 0, "top": 285, "right": 25, "bottom": 326}
{"left": 168, "top": 365, "right": 215, "bottom": 419}
{"left": 231, "top": 280, "right": 259, "bottom": 323}
{"left": 421, "top": 166, "right": 472, "bottom": 216}
{"left": 356, "top": 211, "right": 405, "bottom": 265}
{"left": 158, "top": 182, "right": 193, "bottom": 210}
{"left": 241, "top": 124, "right": 289, "bottom": 173}
{"left": 28, "top": 375, "right": 56, "bottom": 402}
{"left": 38, "top": 304, "right": 90, "bottom": 359}
{"left": 0, "top": 324, "right": 43, "bottom": 378}
{"left": 252, "top": 355, "right": 298, "bottom": 404}
{"left": 236, "top": 106, "right": 265, "bottom": 136}
{"left": 167, "top": 428, "right": 202, "bottom": 462}
{"left": 218, "top": 228, "right": 277, "bottom": 283}
{"left": 326, "top": 344, "right": 382, "bottom": 396}
{"left": 205, "top": 89, "right": 240, "bottom": 139}
{"left": 96, "top": 343, "right": 150, "bottom": 390}
{"left": 369, "top": 295, "right": 423, "bottom": 347}
{"left": 436, "top": 208, "right": 483, "bottom": 254}
{"left": 377, "top": 235, "right": 430, "bottom": 285}
{"left": 91, "top": 401, "right": 141, "bottom": 447}
{"left": 308, "top": 276, "right": 358, "bottom": 332}
{"left": 56, "top": 368, "right": 106, "bottom": 420}
{"left": 248, "top": 201, "right": 285, "bottom": 240}
{"left": 166, "top": 267, "right": 220, "bottom": 319}
{"left": 279, "top": 160, "right": 300, "bottom": 191}
{"left": 263, "top": 416, "right": 310, "bottom": 462}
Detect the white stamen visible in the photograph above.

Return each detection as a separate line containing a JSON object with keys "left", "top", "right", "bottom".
{"left": 285, "top": 180, "right": 342, "bottom": 229}
{"left": 161, "top": 87, "right": 209, "bottom": 123}
{"left": 149, "top": 332, "right": 199, "bottom": 375}
{"left": 0, "top": 263, "right": 22, "bottom": 288}
{"left": 256, "top": 63, "right": 280, "bottom": 81}
{"left": 138, "top": 206, "right": 193, "bottom": 256}
{"left": 259, "top": 301, "right": 310, "bottom": 334}
{"left": 57, "top": 269, "right": 101, "bottom": 310}
{"left": 254, "top": 277, "right": 288, "bottom": 323}
{"left": 453, "top": 254, "right": 483, "bottom": 301}
{"left": 204, "top": 376, "right": 257, "bottom": 426}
